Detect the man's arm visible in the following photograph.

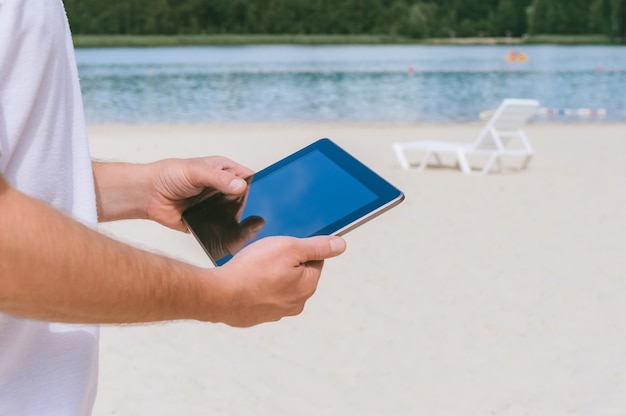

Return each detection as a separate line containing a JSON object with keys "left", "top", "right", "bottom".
{"left": 0, "top": 173, "right": 207, "bottom": 323}
{"left": 0, "top": 173, "right": 346, "bottom": 326}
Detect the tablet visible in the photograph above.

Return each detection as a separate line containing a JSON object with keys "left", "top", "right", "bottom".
{"left": 183, "top": 138, "right": 404, "bottom": 266}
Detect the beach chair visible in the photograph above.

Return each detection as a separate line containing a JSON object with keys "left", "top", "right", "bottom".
{"left": 392, "top": 98, "right": 539, "bottom": 175}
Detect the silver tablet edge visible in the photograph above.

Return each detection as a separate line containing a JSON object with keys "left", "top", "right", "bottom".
{"left": 332, "top": 192, "right": 405, "bottom": 237}
{"left": 182, "top": 216, "right": 221, "bottom": 267}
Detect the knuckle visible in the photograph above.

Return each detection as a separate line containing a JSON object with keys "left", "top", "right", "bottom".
{"left": 287, "top": 303, "right": 305, "bottom": 317}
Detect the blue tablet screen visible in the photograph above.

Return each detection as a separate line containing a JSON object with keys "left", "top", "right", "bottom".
{"left": 243, "top": 149, "right": 378, "bottom": 241}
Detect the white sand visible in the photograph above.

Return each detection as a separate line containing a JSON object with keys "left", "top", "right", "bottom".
{"left": 90, "top": 122, "right": 626, "bottom": 415}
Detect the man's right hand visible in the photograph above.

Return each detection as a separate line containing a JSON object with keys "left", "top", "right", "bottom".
{"left": 208, "top": 235, "right": 347, "bottom": 327}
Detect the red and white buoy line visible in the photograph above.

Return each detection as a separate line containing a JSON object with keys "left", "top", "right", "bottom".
{"left": 536, "top": 107, "right": 608, "bottom": 118}
{"left": 479, "top": 106, "right": 612, "bottom": 121}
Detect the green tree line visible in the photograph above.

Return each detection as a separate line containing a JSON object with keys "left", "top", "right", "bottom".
{"left": 64, "top": 0, "right": 625, "bottom": 41}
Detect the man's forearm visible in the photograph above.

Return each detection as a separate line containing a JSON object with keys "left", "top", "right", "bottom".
{"left": 92, "top": 161, "right": 154, "bottom": 222}
{"left": 0, "top": 176, "right": 220, "bottom": 324}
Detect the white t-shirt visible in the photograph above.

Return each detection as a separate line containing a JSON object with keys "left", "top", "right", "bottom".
{"left": 0, "top": 0, "right": 99, "bottom": 414}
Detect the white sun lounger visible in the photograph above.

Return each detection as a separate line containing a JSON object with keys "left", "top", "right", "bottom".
{"left": 392, "top": 98, "right": 540, "bottom": 175}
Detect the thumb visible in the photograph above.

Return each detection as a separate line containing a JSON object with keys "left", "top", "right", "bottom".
{"left": 187, "top": 161, "right": 249, "bottom": 196}
{"left": 299, "top": 236, "right": 347, "bottom": 262}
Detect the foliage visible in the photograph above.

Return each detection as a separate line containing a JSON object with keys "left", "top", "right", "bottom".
{"left": 63, "top": 0, "right": 625, "bottom": 42}
{"left": 527, "top": 0, "right": 625, "bottom": 40}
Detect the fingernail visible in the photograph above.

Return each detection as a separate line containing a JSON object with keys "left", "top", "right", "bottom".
{"left": 229, "top": 178, "right": 246, "bottom": 192}
{"left": 330, "top": 238, "right": 346, "bottom": 253}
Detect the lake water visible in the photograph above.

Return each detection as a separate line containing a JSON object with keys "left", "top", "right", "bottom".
{"left": 75, "top": 44, "right": 626, "bottom": 123}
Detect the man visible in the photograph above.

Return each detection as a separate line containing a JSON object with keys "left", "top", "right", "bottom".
{"left": 0, "top": 0, "right": 346, "bottom": 414}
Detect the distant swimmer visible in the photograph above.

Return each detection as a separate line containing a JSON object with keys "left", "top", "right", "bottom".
{"left": 505, "top": 49, "right": 529, "bottom": 63}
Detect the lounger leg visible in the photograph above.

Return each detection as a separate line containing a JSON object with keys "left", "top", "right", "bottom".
{"left": 521, "top": 154, "right": 533, "bottom": 170}
{"left": 456, "top": 150, "right": 472, "bottom": 174}
{"left": 392, "top": 143, "right": 410, "bottom": 170}
{"left": 496, "top": 157, "right": 503, "bottom": 173}
{"left": 418, "top": 151, "right": 432, "bottom": 172}
{"left": 479, "top": 153, "right": 500, "bottom": 175}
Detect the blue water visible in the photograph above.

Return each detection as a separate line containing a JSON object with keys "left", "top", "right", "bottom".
{"left": 75, "top": 44, "right": 626, "bottom": 123}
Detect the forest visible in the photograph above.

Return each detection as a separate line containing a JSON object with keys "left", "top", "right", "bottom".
{"left": 63, "top": 0, "right": 625, "bottom": 42}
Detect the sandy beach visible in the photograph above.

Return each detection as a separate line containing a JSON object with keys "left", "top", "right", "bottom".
{"left": 89, "top": 122, "right": 626, "bottom": 415}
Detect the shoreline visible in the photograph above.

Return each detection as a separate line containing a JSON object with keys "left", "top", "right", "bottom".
{"left": 87, "top": 120, "right": 626, "bottom": 126}
{"left": 73, "top": 34, "right": 615, "bottom": 48}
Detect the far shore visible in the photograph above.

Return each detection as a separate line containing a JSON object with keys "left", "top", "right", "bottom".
{"left": 72, "top": 33, "right": 615, "bottom": 48}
